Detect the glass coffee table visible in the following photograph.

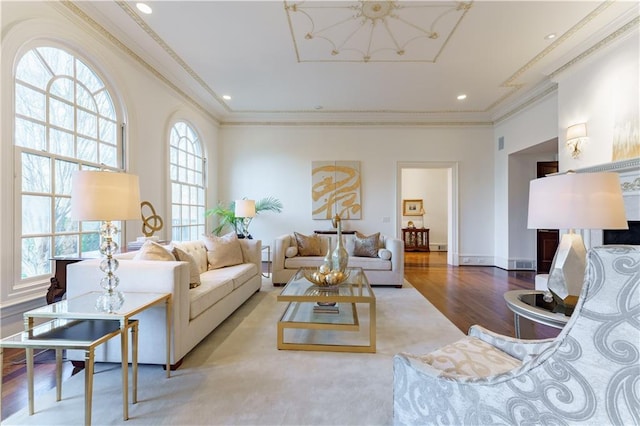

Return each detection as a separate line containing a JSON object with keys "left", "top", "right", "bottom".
{"left": 277, "top": 267, "right": 376, "bottom": 353}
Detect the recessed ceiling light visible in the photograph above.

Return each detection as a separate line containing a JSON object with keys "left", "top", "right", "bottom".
{"left": 457, "top": 94, "right": 467, "bottom": 100}
{"left": 544, "top": 33, "right": 557, "bottom": 40}
{"left": 136, "top": 3, "right": 152, "bottom": 14}
{"left": 222, "top": 95, "right": 231, "bottom": 101}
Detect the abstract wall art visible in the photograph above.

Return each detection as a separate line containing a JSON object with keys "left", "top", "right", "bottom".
{"left": 312, "top": 161, "right": 361, "bottom": 220}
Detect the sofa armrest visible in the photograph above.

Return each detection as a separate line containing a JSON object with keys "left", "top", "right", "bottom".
{"left": 384, "top": 235, "right": 404, "bottom": 276}
{"left": 67, "top": 259, "right": 191, "bottom": 349}
{"left": 273, "top": 234, "right": 294, "bottom": 276}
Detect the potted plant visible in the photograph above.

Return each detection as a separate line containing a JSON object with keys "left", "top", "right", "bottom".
{"left": 205, "top": 196, "right": 283, "bottom": 238}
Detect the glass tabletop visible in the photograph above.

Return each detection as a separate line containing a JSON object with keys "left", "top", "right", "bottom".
{"left": 278, "top": 267, "right": 374, "bottom": 302}
{"left": 24, "top": 291, "right": 170, "bottom": 321}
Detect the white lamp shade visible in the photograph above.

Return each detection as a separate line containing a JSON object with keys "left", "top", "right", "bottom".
{"left": 71, "top": 171, "right": 141, "bottom": 221}
{"left": 234, "top": 199, "right": 256, "bottom": 218}
{"left": 566, "top": 123, "right": 587, "bottom": 141}
{"left": 527, "top": 172, "right": 627, "bottom": 230}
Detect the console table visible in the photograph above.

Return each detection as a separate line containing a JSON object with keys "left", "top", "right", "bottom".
{"left": 402, "top": 228, "right": 430, "bottom": 252}
{"left": 314, "top": 230, "right": 357, "bottom": 235}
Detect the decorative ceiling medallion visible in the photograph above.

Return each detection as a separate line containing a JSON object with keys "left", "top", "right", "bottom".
{"left": 285, "top": 0, "right": 472, "bottom": 62}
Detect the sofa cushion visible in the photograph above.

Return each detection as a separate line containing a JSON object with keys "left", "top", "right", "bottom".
{"left": 378, "top": 248, "right": 392, "bottom": 260}
{"left": 419, "top": 336, "right": 522, "bottom": 378}
{"left": 285, "top": 246, "right": 298, "bottom": 258}
{"left": 294, "top": 232, "right": 322, "bottom": 256}
{"left": 347, "top": 256, "right": 391, "bottom": 271}
{"left": 133, "top": 241, "right": 176, "bottom": 261}
{"left": 206, "top": 263, "right": 258, "bottom": 290}
{"left": 174, "top": 241, "right": 208, "bottom": 274}
{"left": 203, "top": 232, "right": 244, "bottom": 269}
{"left": 189, "top": 273, "right": 234, "bottom": 320}
{"left": 285, "top": 256, "right": 326, "bottom": 269}
{"left": 172, "top": 246, "right": 202, "bottom": 289}
{"left": 353, "top": 232, "right": 380, "bottom": 257}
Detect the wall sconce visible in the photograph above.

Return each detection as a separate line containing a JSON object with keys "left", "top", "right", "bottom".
{"left": 566, "top": 123, "right": 587, "bottom": 159}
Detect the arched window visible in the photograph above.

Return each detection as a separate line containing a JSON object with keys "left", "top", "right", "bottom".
{"left": 169, "top": 122, "right": 206, "bottom": 241}
{"left": 15, "top": 46, "right": 122, "bottom": 281}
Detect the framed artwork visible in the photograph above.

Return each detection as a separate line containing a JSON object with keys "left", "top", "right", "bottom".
{"left": 403, "top": 199, "right": 423, "bottom": 216}
{"left": 312, "top": 161, "right": 362, "bottom": 219}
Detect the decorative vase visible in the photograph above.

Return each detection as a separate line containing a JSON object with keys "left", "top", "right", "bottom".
{"left": 321, "top": 237, "right": 332, "bottom": 274}
{"left": 331, "top": 215, "right": 349, "bottom": 272}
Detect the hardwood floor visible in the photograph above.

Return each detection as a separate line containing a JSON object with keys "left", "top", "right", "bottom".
{"left": 1, "top": 252, "right": 559, "bottom": 421}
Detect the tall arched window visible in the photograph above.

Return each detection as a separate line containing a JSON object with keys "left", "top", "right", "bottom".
{"left": 169, "top": 121, "right": 206, "bottom": 241}
{"left": 14, "top": 46, "right": 122, "bottom": 281}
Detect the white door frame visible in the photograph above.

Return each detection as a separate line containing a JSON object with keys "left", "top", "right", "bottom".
{"left": 397, "top": 161, "right": 459, "bottom": 266}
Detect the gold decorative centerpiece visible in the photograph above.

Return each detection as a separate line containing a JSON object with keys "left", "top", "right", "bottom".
{"left": 303, "top": 214, "right": 350, "bottom": 288}
{"left": 303, "top": 266, "right": 350, "bottom": 288}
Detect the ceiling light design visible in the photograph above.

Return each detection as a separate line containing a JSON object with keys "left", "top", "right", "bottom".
{"left": 285, "top": 0, "right": 473, "bottom": 63}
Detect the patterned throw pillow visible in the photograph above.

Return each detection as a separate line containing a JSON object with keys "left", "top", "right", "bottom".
{"left": 353, "top": 232, "right": 380, "bottom": 257}
{"left": 172, "top": 246, "right": 202, "bottom": 288}
{"left": 202, "top": 232, "right": 244, "bottom": 269}
{"left": 294, "top": 232, "right": 322, "bottom": 256}
{"left": 133, "top": 240, "right": 176, "bottom": 261}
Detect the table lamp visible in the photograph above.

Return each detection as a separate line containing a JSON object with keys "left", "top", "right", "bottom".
{"left": 71, "top": 171, "right": 141, "bottom": 312}
{"left": 234, "top": 199, "right": 256, "bottom": 239}
{"left": 527, "top": 172, "right": 627, "bottom": 314}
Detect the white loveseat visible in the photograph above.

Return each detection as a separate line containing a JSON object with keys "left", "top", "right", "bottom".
{"left": 66, "top": 238, "right": 262, "bottom": 367}
{"left": 272, "top": 232, "right": 404, "bottom": 287}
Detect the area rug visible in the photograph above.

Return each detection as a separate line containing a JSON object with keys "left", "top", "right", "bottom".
{"left": 4, "top": 279, "right": 464, "bottom": 425}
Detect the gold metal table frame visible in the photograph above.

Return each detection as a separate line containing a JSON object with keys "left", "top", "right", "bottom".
{"left": 277, "top": 267, "right": 376, "bottom": 353}
{"left": 11, "top": 291, "right": 172, "bottom": 424}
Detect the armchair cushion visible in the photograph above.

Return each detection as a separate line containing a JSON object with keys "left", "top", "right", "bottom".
{"left": 203, "top": 232, "right": 243, "bottom": 269}
{"left": 294, "top": 232, "right": 322, "bottom": 256}
{"left": 353, "top": 232, "right": 380, "bottom": 257}
{"left": 418, "top": 336, "right": 521, "bottom": 378}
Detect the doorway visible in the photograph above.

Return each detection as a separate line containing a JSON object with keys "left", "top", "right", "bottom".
{"left": 536, "top": 161, "right": 559, "bottom": 273}
{"left": 397, "top": 162, "right": 459, "bottom": 266}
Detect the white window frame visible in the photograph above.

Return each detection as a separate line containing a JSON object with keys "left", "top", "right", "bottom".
{"left": 169, "top": 121, "right": 206, "bottom": 242}
{"left": 13, "top": 45, "right": 124, "bottom": 287}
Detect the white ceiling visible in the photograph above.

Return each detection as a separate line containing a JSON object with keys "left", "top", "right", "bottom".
{"left": 69, "top": 1, "right": 639, "bottom": 124}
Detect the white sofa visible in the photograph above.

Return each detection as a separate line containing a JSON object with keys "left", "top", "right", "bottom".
{"left": 272, "top": 233, "right": 404, "bottom": 287}
{"left": 66, "top": 238, "right": 262, "bottom": 367}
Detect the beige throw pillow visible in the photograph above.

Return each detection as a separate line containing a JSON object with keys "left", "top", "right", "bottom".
{"left": 133, "top": 240, "right": 176, "bottom": 261}
{"left": 172, "top": 246, "right": 202, "bottom": 288}
{"left": 203, "top": 232, "right": 244, "bottom": 269}
{"left": 294, "top": 232, "right": 322, "bottom": 256}
{"left": 353, "top": 232, "right": 380, "bottom": 257}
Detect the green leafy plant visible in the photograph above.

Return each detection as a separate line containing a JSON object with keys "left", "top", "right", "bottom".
{"left": 205, "top": 197, "right": 283, "bottom": 236}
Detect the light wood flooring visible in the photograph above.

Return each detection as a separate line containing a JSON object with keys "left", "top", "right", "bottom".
{"left": 1, "top": 251, "right": 558, "bottom": 421}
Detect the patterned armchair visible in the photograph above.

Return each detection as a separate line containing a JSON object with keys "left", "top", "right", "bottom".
{"left": 393, "top": 245, "right": 640, "bottom": 425}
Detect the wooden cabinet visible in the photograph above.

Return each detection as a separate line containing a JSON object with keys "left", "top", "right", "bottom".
{"left": 402, "top": 228, "right": 430, "bottom": 252}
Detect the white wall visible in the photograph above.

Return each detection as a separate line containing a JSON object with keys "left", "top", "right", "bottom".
{"left": 555, "top": 27, "right": 639, "bottom": 173}
{"left": 493, "top": 94, "right": 559, "bottom": 269}
{"left": 401, "top": 168, "right": 448, "bottom": 250}
{"left": 0, "top": 2, "right": 219, "bottom": 335}
{"left": 218, "top": 125, "right": 494, "bottom": 261}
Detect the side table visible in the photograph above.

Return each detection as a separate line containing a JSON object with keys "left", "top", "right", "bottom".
{"left": 262, "top": 244, "right": 271, "bottom": 278}
{"left": 24, "top": 291, "right": 172, "bottom": 421}
{"left": 504, "top": 290, "right": 569, "bottom": 338}
{"left": 0, "top": 318, "right": 138, "bottom": 426}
